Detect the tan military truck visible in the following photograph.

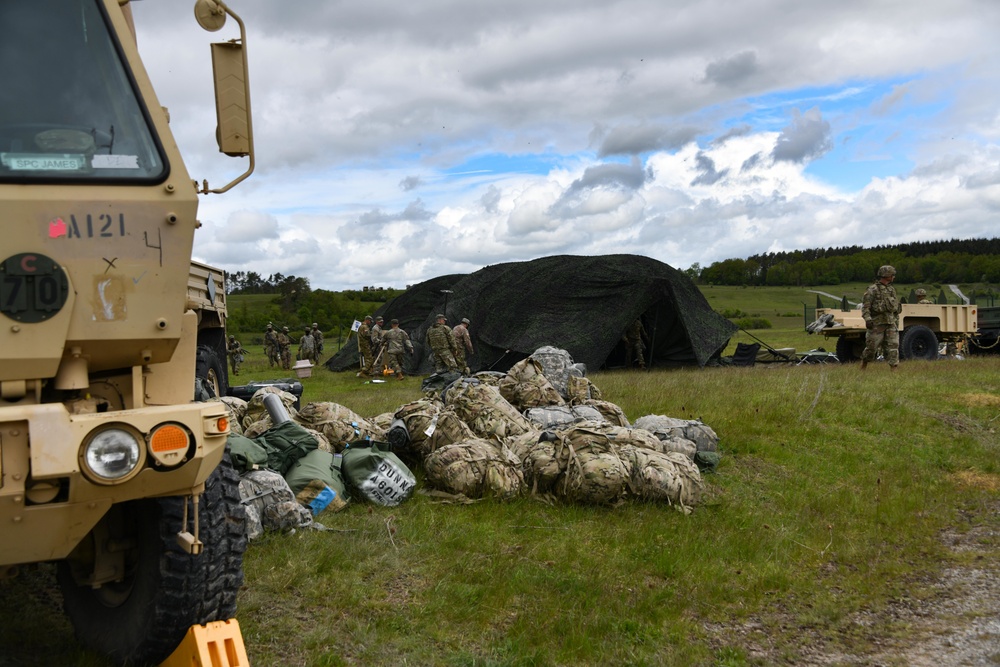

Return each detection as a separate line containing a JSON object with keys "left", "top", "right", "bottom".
{"left": 0, "top": 0, "right": 253, "bottom": 663}
{"left": 190, "top": 260, "right": 231, "bottom": 399}
{"left": 808, "top": 303, "right": 980, "bottom": 362}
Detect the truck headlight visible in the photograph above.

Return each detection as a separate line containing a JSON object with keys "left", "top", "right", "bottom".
{"left": 82, "top": 427, "right": 143, "bottom": 483}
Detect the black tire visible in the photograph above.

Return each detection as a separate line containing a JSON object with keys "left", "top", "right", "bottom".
{"left": 195, "top": 344, "right": 228, "bottom": 399}
{"left": 835, "top": 336, "right": 864, "bottom": 363}
{"left": 57, "top": 454, "right": 247, "bottom": 666}
{"left": 900, "top": 325, "right": 939, "bottom": 361}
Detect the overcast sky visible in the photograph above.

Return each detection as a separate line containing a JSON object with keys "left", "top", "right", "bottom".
{"left": 133, "top": 0, "right": 1000, "bottom": 291}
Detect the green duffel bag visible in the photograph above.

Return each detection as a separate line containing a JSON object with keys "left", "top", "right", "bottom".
{"left": 254, "top": 420, "right": 320, "bottom": 476}
{"left": 227, "top": 433, "right": 269, "bottom": 474}
{"left": 341, "top": 442, "right": 416, "bottom": 506}
{"left": 284, "top": 448, "right": 350, "bottom": 513}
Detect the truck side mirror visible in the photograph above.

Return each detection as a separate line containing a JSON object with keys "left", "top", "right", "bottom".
{"left": 211, "top": 41, "right": 251, "bottom": 157}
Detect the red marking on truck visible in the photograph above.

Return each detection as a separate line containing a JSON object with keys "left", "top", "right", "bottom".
{"left": 48, "top": 218, "right": 68, "bottom": 238}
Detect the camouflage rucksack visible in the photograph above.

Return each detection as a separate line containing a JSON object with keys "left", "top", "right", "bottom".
{"left": 528, "top": 346, "right": 577, "bottom": 399}
{"left": 444, "top": 381, "right": 533, "bottom": 439}
{"left": 618, "top": 445, "right": 703, "bottom": 511}
{"left": 472, "top": 371, "right": 506, "bottom": 387}
{"left": 423, "top": 406, "right": 477, "bottom": 459}
{"left": 498, "top": 358, "right": 565, "bottom": 410}
{"left": 555, "top": 426, "right": 630, "bottom": 505}
{"left": 524, "top": 404, "right": 606, "bottom": 430}
{"left": 238, "top": 469, "right": 313, "bottom": 540}
{"left": 632, "top": 415, "right": 720, "bottom": 453}
{"left": 519, "top": 431, "right": 570, "bottom": 494}
{"left": 424, "top": 438, "right": 524, "bottom": 501}
{"left": 585, "top": 422, "right": 696, "bottom": 460}
{"left": 293, "top": 401, "right": 385, "bottom": 451}
{"left": 393, "top": 399, "right": 442, "bottom": 456}
{"left": 581, "top": 399, "right": 628, "bottom": 427}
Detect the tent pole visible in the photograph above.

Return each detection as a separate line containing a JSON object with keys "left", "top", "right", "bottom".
{"left": 646, "top": 310, "right": 658, "bottom": 370}
{"left": 488, "top": 349, "right": 511, "bottom": 371}
{"left": 739, "top": 328, "right": 793, "bottom": 361}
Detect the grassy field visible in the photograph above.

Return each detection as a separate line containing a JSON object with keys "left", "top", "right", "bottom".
{"left": 3, "top": 286, "right": 1000, "bottom": 666}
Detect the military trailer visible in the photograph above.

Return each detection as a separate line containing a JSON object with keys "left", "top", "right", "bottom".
{"left": 808, "top": 302, "right": 990, "bottom": 362}
{"left": 0, "top": 0, "right": 254, "bottom": 663}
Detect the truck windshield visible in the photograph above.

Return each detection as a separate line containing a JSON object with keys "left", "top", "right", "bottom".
{"left": 0, "top": 0, "right": 166, "bottom": 183}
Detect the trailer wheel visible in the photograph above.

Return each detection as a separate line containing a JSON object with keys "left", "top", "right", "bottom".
{"left": 57, "top": 454, "right": 246, "bottom": 666}
{"left": 196, "top": 344, "right": 228, "bottom": 398}
{"left": 900, "top": 325, "right": 939, "bottom": 361}
{"left": 835, "top": 336, "right": 864, "bottom": 363}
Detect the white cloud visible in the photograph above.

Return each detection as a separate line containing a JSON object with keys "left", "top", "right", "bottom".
{"left": 130, "top": 0, "right": 1000, "bottom": 289}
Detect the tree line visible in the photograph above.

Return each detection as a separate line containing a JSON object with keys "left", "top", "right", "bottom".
{"left": 696, "top": 238, "right": 1000, "bottom": 287}
{"left": 225, "top": 271, "right": 403, "bottom": 339}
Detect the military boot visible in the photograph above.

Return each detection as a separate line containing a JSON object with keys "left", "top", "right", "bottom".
{"left": 860, "top": 360, "right": 867, "bottom": 370}
{"left": 396, "top": 371, "right": 405, "bottom": 380}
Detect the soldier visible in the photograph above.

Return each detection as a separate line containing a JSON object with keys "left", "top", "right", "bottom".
{"left": 452, "top": 317, "right": 474, "bottom": 374}
{"left": 311, "top": 322, "right": 324, "bottom": 361}
{"left": 277, "top": 326, "right": 292, "bottom": 370}
{"left": 298, "top": 327, "right": 316, "bottom": 363}
{"left": 263, "top": 323, "right": 279, "bottom": 368}
{"left": 425, "top": 313, "right": 460, "bottom": 373}
{"left": 861, "top": 265, "right": 902, "bottom": 371}
{"left": 915, "top": 288, "right": 933, "bottom": 304}
{"left": 622, "top": 318, "right": 649, "bottom": 370}
{"left": 356, "top": 315, "right": 374, "bottom": 377}
{"left": 370, "top": 316, "right": 385, "bottom": 370}
{"left": 227, "top": 334, "right": 245, "bottom": 376}
{"left": 382, "top": 318, "right": 414, "bottom": 379}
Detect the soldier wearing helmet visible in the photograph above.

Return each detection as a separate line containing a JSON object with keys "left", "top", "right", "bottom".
{"left": 861, "top": 265, "right": 902, "bottom": 370}
{"left": 915, "top": 288, "right": 933, "bottom": 304}
{"left": 277, "top": 326, "right": 292, "bottom": 370}
{"left": 227, "top": 334, "right": 245, "bottom": 376}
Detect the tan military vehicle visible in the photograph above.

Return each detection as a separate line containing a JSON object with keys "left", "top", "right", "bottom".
{"left": 808, "top": 303, "right": 980, "bottom": 361}
{"left": 0, "top": 0, "right": 253, "bottom": 663}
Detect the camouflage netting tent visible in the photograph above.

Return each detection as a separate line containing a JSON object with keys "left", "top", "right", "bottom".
{"left": 325, "top": 254, "right": 736, "bottom": 374}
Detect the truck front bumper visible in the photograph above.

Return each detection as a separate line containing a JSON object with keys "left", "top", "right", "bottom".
{"left": 0, "top": 401, "right": 229, "bottom": 567}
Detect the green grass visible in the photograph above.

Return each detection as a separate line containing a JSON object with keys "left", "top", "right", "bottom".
{"left": 234, "top": 359, "right": 1000, "bottom": 666}
{"left": 4, "top": 286, "right": 1000, "bottom": 666}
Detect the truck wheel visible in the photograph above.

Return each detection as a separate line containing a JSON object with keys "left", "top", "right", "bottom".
{"left": 900, "top": 325, "right": 939, "bottom": 361}
{"left": 196, "top": 344, "right": 228, "bottom": 398}
{"left": 835, "top": 336, "right": 864, "bottom": 363}
{"left": 57, "top": 454, "right": 246, "bottom": 666}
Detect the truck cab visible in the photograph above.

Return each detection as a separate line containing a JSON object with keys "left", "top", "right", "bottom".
{"left": 0, "top": 1, "right": 253, "bottom": 663}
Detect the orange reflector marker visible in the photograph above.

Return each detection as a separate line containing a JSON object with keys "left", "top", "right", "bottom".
{"left": 148, "top": 424, "right": 191, "bottom": 468}
{"left": 151, "top": 424, "right": 189, "bottom": 452}
{"left": 217, "top": 416, "right": 229, "bottom": 433}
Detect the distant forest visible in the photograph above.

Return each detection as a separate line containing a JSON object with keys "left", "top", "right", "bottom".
{"left": 696, "top": 238, "right": 1000, "bottom": 287}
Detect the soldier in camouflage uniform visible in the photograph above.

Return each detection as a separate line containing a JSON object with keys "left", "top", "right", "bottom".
{"left": 311, "top": 323, "right": 324, "bottom": 361}
{"left": 356, "top": 315, "right": 374, "bottom": 377}
{"left": 425, "top": 313, "right": 460, "bottom": 373}
{"left": 622, "top": 318, "right": 649, "bottom": 370}
{"left": 452, "top": 317, "right": 474, "bottom": 374}
{"left": 370, "top": 316, "right": 385, "bottom": 371}
{"left": 264, "top": 323, "right": 279, "bottom": 368}
{"left": 915, "top": 288, "right": 933, "bottom": 304}
{"left": 861, "top": 265, "right": 902, "bottom": 370}
{"left": 298, "top": 327, "right": 316, "bottom": 363}
{"left": 227, "top": 335, "right": 245, "bottom": 376}
{"left": 277, "top": 326, "right": 292, "bottom": 370}
{"left": 383, "top": 318, "right": 414, "bottom": 379}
